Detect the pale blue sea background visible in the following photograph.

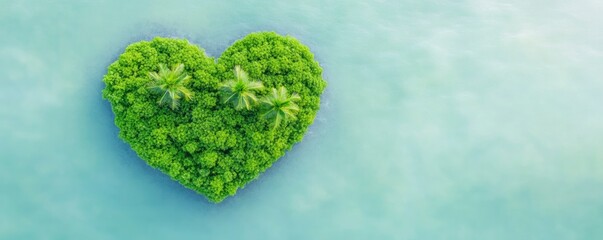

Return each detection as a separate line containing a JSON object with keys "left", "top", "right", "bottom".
{"left": 1, "top": 0, "right": 602, "bottom": 239}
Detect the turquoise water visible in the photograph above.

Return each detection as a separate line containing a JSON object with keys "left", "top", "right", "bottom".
{"left": 1, "top": 0, "right": 602, "bottom": 239}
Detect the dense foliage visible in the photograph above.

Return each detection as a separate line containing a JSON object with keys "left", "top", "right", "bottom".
{"left": 102, "top": 32, "right": 326, "bottom": 203}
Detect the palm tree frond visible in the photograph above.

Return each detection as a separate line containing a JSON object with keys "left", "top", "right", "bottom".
{"left": 290, "top": 93, "right": 301, "bottom": 102}
{"left": 178, "top": 87, "right": 194, "bottom": 101}
{"left": 247, "top": 81, "right": 264, "bottom": 91}
{"left": 172, "top": 63, "right": 185, "bottom": 75}
{"left": 149, "top": 72, "right": 161, "bottom": 81}
{"left": 272, "top": 112, "right": 284, "bottom": 129}
{"left": 158, "top": 64, "right": 169, "bottom": 75}
{"left": 234, "top": 65, "right": 249, "bottom": 82}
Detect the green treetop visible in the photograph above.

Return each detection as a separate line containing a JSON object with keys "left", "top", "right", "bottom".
{"left": 220, "top": 65, "right": 265, "bottom": 110}
{"left": 261, "top": 86, "right": 301, "bottom": 129}
{"left": 148, "top": 63, "right": 193, "bottom": 110}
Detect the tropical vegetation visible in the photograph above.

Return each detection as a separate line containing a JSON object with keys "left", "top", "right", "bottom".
{"left": 148, "top": 63, "right": 193, "bottom": 110}
{"left": 261, "top": 86, "right": 301, "bottom": 129}
{"left": 102, "top": 32, "right": 326, "bottom": 203}
{"left": 220, "top": 65, "right": 264, "bottom": 110}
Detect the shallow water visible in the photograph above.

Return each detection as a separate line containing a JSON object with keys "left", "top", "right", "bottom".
{"left": 1, "top": 0, "right": 602, "bottom": 239}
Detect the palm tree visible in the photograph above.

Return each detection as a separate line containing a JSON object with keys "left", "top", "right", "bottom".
{"left": 220, "top": 65, "right": 264, "bottom": 110}
{"left": 260, "top": 86, "right": 301, "bottom": 129}
{"left": 148, "top": 63, "right": 194, "bottom": 110}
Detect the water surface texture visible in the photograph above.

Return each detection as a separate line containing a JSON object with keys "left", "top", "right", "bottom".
{"left": 1, "top": 0, "right": 602, "bottom": 239}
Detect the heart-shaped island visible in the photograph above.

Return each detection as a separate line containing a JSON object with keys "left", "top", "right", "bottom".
{"left": 103, "top": 32, "right": 327, "bottom": 203}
